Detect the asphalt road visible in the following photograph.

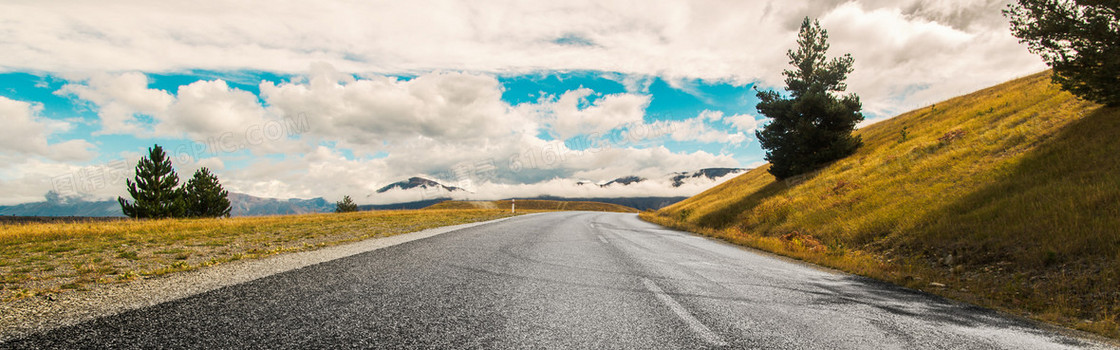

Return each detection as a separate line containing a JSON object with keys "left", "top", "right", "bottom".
{"left": 4, "top": 212, "right": 1112, "bottom": 349}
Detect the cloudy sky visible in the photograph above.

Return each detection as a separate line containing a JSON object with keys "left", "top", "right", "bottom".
{"left": 0, "top": 0, "right": 1046, "bottom": 205}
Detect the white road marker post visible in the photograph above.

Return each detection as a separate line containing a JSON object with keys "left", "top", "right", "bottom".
{"left": 511, "top": 198, "right": 515, "bottom": 213}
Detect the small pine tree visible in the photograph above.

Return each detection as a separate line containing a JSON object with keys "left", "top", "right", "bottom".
{"left": 335, "top": 195, "right": 358, "bottom": 213}
{"left": 184, "top": 167, "right": 232, "bottom": 218}
{"left": 118, "top": 145, "right": 187, "bottom": 219}
{"left": 755, "top": 17, "right": 864, "bottom": 180}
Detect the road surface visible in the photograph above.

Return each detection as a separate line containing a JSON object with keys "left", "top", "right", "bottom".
{"left": 3, "top": 212, "right": 1112, "bottom": 349}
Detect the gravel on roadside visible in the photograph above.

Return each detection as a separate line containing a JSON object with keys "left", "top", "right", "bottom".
{"left": 0, "top": 215, "right": 522, "bottom": 342}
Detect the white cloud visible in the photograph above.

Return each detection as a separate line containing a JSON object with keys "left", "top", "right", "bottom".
{"left": 56, "top": 72, "right": 174, "bottom": 135}
{"left": 437, "top": 171, "right": 745, "bottom": 203}
{"left": 209, "top": 136, "right": 742, "bottom": 204}
{"left": 818, "top": 2, "right": 1047, "bottom": 116}
{"left": 700, "top": 110, "right": 724, "bottom": 122}
{"left": 0, "top": 152, "right": 143, "bottom": 205}
{"left": 561, "top": 146, "right": 738, "bottom": 180}
{"left": 261, "top": 65, "right": 531, "bottom": 153}
{"left": 112, "top": 66, "right": 724, "bottom": 202}
{"left": 356, "top": 146, "right": 742, "bottom": 205}
{"left": 195, "top": 157, "right": 225, "bottom": 172}
{"left": 0, "top": 1, "right": 1045, "bottom": 120}
{"left": 0, "top": 0, "right": 1055, "bottom": 206}
{"left": 161, "top": 79, "right": 270, "bottom": 139}
{"left": 58, "top": 72, "right": 313, "bottom": 156}
{"left": 0, "top": 157, "right": 82, "bottom": 205}
{"left": 531, "top": 88, "right": 650, "bottom": 140}
{"left": 669, "top": 119, "right": 746, "bottom": 144}
{"left": 723, "top": 113, "right": 761, "bottom": 134}
{"left": 645, "top": 110, "right": 749, "bottom": 145}
{"left": 59, "top": 73, "right": 272, "bottom": 139}
{"left": 0, "top": 96, "right": 95, "bottom": 162}
{"left": 7, "top": 65, "right": 749, "bottom": 204}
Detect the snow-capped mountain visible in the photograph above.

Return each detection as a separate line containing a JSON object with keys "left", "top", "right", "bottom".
{"left": 365, "top": 168, "right": 748, "bottom": 209}
{"left": 593, "top": 168, "right": 747, "bottom": 188}
{"left": 1, "top": 168, "right": 750, "bottom": 217}
{"left": 668, "top": 168, "right": 746, "bottom": 187}
{"left": 376, "top": 177, "right": 464, "bottom": 193}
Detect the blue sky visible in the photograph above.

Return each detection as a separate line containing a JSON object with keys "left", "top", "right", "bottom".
{"left": 497, "top": 72, "right": 763, "bottom": 160}
{"left": 0, "top": 69, "right": 765, "bottom": 166}
{"left": 0, "top": 1, "right": 1045, "bottom": 205}
{"left": 0, "top": 68, "right": 772, "bottom": 204}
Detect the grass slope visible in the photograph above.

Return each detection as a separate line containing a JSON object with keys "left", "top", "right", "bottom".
{"left": 0, "top": 209, "right": 517, "bottom": 301}
{"left": 644, "top": 71, "right": 1120, "bottom": 338}
{"left": 427, "top": 199, "right": 638, "bottom": 213}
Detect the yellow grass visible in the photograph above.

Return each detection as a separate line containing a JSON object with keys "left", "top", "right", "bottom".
{"left": 0, "top": 209, "right": 517, "bottom": 301}
{"left": 426, "top": 199, "right": 638, "bottom": 213}
{"left": 645, "top": 71, "right": 1120, "bottom": 338}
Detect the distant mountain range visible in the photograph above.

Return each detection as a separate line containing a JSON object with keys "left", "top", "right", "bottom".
{"left": 226, "top": 193, "right": 334, "bottom": 216}
{"left": 0, "top": 168, "right": 746, "bottom": 217}
{"left": 358, "top": 199, "right": 449, "bottom": 211}
{"left": 354, "top": 196, "right": 688, "bottom": 211}
{"left": 0, "top": 191, "right": 123, "bottom": 217}
{"left": 530, "top": 196, "right": 688, "bottom": 211}
{"left": 576, "top": 168, "right": 746, "bottom": 188}
{"left": 366, "top": 168, "right": 746, "bottom": 211}
{"left": 0, "top": 191, "right": 335, "bottom": 217}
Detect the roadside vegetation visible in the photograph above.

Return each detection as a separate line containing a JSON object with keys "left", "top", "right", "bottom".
{"left": 427, "top": 199, "right": 638, "bottom": 213}
{"left": 755, "top": 17, "right": 864, "bottom": 180}
{"left": 118, "top": 145, "right": 231, "bottom": 219}
{"left": 0, "top": 209, "right": 517, "bottom": 302}
{"left": 643, "top": 72, "right": 1120, "bottom": 338}
{"left": 335, "top": 195, "right": 359, "bottom": 213}
{"left": 1005, "top": 0, "right": 1119, "bottom": 107}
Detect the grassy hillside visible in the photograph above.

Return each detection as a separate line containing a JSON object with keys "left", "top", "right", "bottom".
{"left": 644, "top": 71, "right": 1120, "bottom": 338}
{"left": 0, "top": 209, "right": 517, "bottom": 301}
{"left": 427, "top": 199, "right": 638, "bottom": 213}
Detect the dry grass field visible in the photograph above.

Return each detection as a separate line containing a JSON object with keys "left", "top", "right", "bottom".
{"left": 0, "top": 209, "right": 518, "bottom": 301}
{"left": 644, "top": 71, "right": 1120, "bottom": 338}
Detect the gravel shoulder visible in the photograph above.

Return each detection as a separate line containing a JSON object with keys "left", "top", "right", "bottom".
{"left": 0, "top": 215, "right": 524, "bottom": 342}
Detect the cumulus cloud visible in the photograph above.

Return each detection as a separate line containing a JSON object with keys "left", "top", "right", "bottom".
{"left": 0, "top": 151, "right": 143, "bottom": 205}
{"left": 650, "top": 111, "right": 750, "bottom": 145}
{"left": 161, "top": 79, "right": 270, "bottom": 139}
{"left": 261, "top": 64, "right": 531, "bottom": 153}
{"left": 90, "top": 65, "right": 731, "bottom": 202}
{"left": 393, "top": 171, "right": 744, "bottom": 205}
{"left": 1, "top": 1, "right": 1044, "bottom": 120}
{"left": 215, "top": 126, "right": 740, "bottom": 203}
{"left": 0, "top": 96, "right": 94, "bottom": 162}
{"left": 0, "top": 157, "right": 86, "bottom": 205}
{"left": 1, "top": 66, "right": 747, "bottom": 205}
{"left": 818, "top": 2, "right": 1045, "bottom": 116}
{"left": 723, "top": 112, "right": 762, "bottom": 134}
{"left": 56, "top": 72, "right": 174, "bottom": 135}
{"left": 58, "top": 72, "right": 313, "bottom": 156}
{"left": 530, "top": 88, "right": 650, "bottom": 140}
{"left": 0, "top": 0, "right": 1054, "bottom": 204}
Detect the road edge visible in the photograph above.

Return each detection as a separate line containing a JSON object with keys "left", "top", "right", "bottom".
{"left": 636, "top": 213, "right": 1120, "bottom": 349}
{"left": 0, "top": 213, "right": 532, "bottom": 342}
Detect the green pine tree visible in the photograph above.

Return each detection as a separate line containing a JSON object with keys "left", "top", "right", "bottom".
{"left": 335, "top": 195, "right": 358, "bottom": 213}
{"left": 755, "top": 17, "right": 864, "bottom": 180}
{"left": 118, "top": 145, "right": 187, "bottom": 218}
{"left": 184, "top": 167, "right": 232, "bottom": 218}
{"left": 1005, "top": 0, "right": 1120, "bottom": 106}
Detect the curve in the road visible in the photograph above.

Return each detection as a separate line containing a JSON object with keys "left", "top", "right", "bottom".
{"left": 3, "top": 212, "right": 1114, "bottom": 349}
